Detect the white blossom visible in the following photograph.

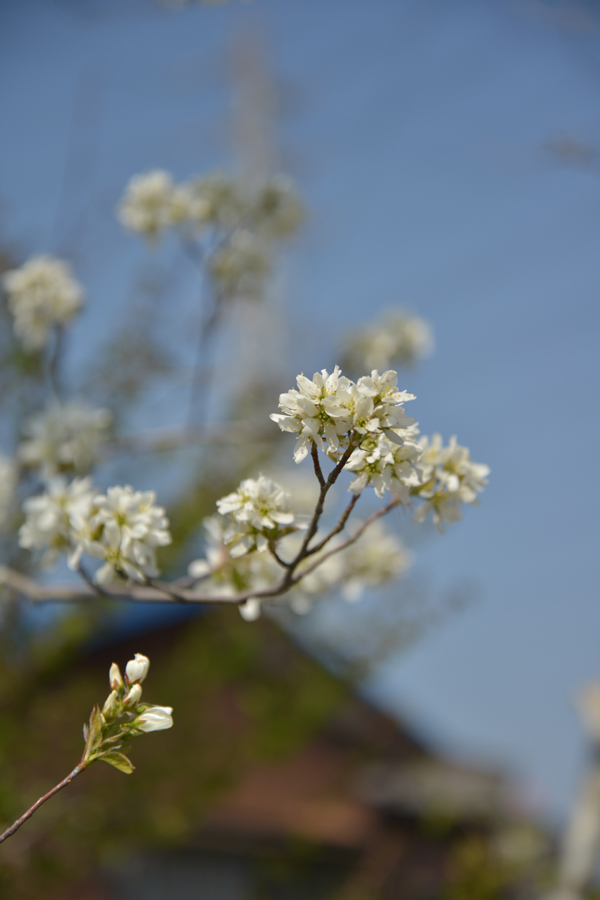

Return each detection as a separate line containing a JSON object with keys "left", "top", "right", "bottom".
{"left": 238, "top": 598, "right": 262, "bottom": 621}
{"left": 270, "top": 366, "right": 354, "bottom": 463}
{"left": 3, "top": 255, "right": 84, "bottom": 352}
{"left": 109, "top": 662, "right": 124, "bottom": 690}
{"left": 118, "top": 170, "right": 179, "bottom": 241}
{"left": 216, "top": 475, "right": 297, "bottom": 557}
{"left": 125, "top": 653, "right": 150, "bottom": 684}
{"left": 271, "top": 366, "right": 416, "bottom": 465}
{"left": 413, "top": 434, "right": 489, "bottom": 532}
{"left": 79, "top": 486, "right": 172, "bottom": 585}
{"left": 18, "top": 401, "right": 112, "bottom": 477}
{"left": 346, "top": 427, "right": 423, "bottom": 500}
{"left": 18, "top": 476, "right": 96, "bottom": 566}
{"left": 133, "top": 705, "right": 173, "bottom": 733}
{"left": 209, "top": 229, "right": 271, "bottom": 300}
{"left": 343, "top": 370, "right": 416, "bottom": 441}
{"left": 123, "top": 683, "right": 143, "bottom": 708}
{"left": 342, "top": 310, "right": 433, "bottom": 372}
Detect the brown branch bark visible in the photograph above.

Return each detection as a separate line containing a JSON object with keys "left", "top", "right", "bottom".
{"left": 0, "top": 763, "right": 85, "bottom": 845}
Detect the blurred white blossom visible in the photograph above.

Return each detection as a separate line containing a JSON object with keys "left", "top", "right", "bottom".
{"left": 342, "top": 310, "right": 433, "bottom": 372}
{"left": 118, "top": 170, "right": 180, "bottom": 241}
{"left": 19, "top": 401, "right": 112, "bottom": 477}
{"left": 3, "top": 255, "right": 84, "bottom": 352}
{"left": 336, "top": 520, "right": 411, "bottom": 601}
{"left": 413, "top": 434, "right": 489, "bottom": 532}
{"left": 183, "top": 172, "right": 245, "bottom": 230}
{"left": 188, "top": 515, "right": 280, "bottom": 616}
{"left": 20, "top": 479, "right": 172, "bottom": 583}
{"left": 18, "top": 476, "right": 96, "bottom": 566}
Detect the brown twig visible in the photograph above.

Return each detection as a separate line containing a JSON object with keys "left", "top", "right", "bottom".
{"left": 292, "top": 497, "right": 401, "bottom": 583}
{"left": 0, "top": 763, "right": 85, "bottom": 845}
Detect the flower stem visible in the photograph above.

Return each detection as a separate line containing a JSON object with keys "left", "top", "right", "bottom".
{"left": 0, "top": 762, "right": 86, "bottom": 845}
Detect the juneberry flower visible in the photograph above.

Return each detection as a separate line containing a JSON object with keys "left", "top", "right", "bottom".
{"left": 3, "top": 255, "right": 84, "bottom": 351}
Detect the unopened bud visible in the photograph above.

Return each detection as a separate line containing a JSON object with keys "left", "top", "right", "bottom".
{"left": 109, "top": 662, "right": 124, "bottom": 691}
{"left": 125, "top": 653, "right": 150, "bottom": 684}
{"left": 123, "top": 683, "right": 143, "bottom": 708}
{"left": 102, "top": 689, "right": 119, "bottom": 717}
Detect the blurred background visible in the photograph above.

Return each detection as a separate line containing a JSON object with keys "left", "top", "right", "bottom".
{"left": 1, "top": 0, "right": 600, "bottom": 897}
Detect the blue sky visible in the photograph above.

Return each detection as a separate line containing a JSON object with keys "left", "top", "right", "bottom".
{"left": 2, "top": 0, "right": 600, "bottom": 820}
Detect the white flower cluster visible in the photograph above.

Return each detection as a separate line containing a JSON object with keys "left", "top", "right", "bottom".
{"left": 271, "top": 366, "right": 416, "bottom": 465}
{"left": 342, "top": 310, "right": 433, "bottom": 372}
{"left": 118, "top": 170, "right": 303, "bottom": 300}
{"left": 345, "top": 427, "right": 423, "bottom": 500}
{"left": 414, "top": 434, "right": 490, "bottom": 532}
{"left": 216, "top": 474, "right": 298, "bottom": 557}
{"left": 19, "top": 480, "right": 172, "bottom": 585}
{"left": 19, "top": 476, "right": 95, "bottom": 566}
{"left": 104, "top": 655, "right": 173, "bottom": 734}
{"left": 272, "top": 367, "right": 489, "bottom": 521}
{"left": 19, "top": 401, "right": 112, "bottom": 478}
{"left": 83, "top": 653, "right": 173, "bottom": 776}
{"left": 0, "top": 454, "right": 17, "bottom": 532}
{"left": 2, "top": 255, "right": 84, "bottom": 352}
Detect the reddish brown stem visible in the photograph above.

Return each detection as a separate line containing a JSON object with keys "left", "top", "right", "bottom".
{"left": 0, "top": 763, "right": 85, "bottom": 845}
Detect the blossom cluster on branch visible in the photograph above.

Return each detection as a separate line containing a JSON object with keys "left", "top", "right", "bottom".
{"left": 118, "top": 169, "right": 303, "bottom": 300}
{"left": 271, "top": 365, "right": 489, "bottom": 531}
{"left": 83, "top": 653, "right": 173, "bottom": 775}
{"left": 14, "top": 365, "right": 488, "bottom": 605}
{"left": 19, "top": 480, "right": 172, "bottom": 585}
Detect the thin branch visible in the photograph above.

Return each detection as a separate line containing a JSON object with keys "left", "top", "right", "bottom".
{"left": 303, "top": 494, "right": 360, "bottom": 558}
{"left": 0, "top": 446, "right": 400, "bottom": 611}
{"left": 311, "top": 440, "right": 325, "bottom": 488}
{"left": 293, "top": 498, "right": 401, "bottom": 583}
{"left": 288, "top": 440, "right": 356, "bottom": 571}
{"left": 0, "top": 763, "right": 85, "bottom": 845}
{"left": 267, "top": 542, "right": 291, "bottom": 569}
{"left": 76, "top": 563, "right": 109, "bottom": 598}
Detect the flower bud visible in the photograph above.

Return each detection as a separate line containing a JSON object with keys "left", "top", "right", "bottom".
{"left": 133, "top": 705, "right": 173, "bottom": 733}
{"left": 109, "top": 662, "right": 123, "bottom": 691}
{"left": 102, "top": 689, "right": 119, "bottom": 717}
{"left": 123, "top": 683, "right": 143, "bottom": 708}
{"left": 125, "top": 653, "right": 150, "bottom": 684}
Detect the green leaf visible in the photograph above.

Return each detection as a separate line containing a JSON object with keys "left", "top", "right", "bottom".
{"left": 100, "top": 752, "right": 135, "bottom": 774}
